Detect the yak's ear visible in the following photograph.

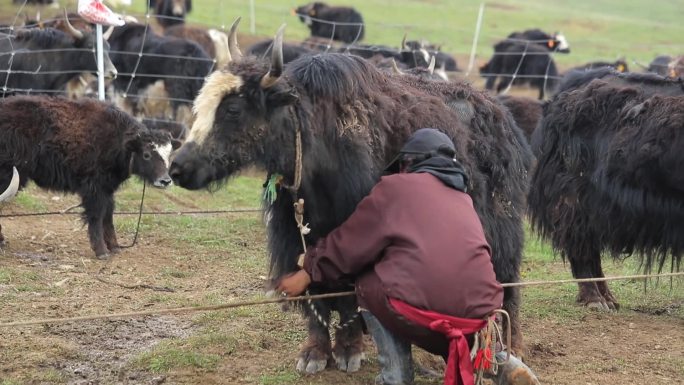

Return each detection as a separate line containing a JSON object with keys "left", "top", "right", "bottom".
{"left": 266, "top": 85, "right": 299, "bottom": 108}
{"left": 125, "top": 131, "right": 143, "bottom": 152}
{"left": 186, "top": 0, "right": 192, "bottom": 13}
{"left": 171, "top": 138, "right": 182, "bottom": 150}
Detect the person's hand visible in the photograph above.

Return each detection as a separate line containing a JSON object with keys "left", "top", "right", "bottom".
{"left": 276, "top": 270, "right": 311, "bottom": 297}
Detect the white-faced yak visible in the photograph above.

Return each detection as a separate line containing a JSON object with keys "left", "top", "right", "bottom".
{"left": 170, "top": 22, "right": 530, "bottom": 373}
{"left": 0, "top": 96, "right": 181, "bottom": 258}
{"left": 528, "top": 69, "right": 684, "bottom": 310}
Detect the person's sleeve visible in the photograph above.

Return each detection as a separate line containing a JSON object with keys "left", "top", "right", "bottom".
{"left": 303, "top": 181, "right": 392, "bottom": 283}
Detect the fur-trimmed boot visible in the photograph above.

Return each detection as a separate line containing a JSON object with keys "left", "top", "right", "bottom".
{"left": 490, "top": 352, "right": 541, "bottom": 385}
{"left": 361, "top": 311, "right": 414, "bottom": 385}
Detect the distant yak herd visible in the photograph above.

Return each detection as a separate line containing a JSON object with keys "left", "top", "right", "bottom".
{"left": 0, "top": 1, "right": 682, "bottom": 378}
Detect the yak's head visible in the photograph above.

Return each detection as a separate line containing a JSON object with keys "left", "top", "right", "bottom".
{"left": 170, "top": 19, "right": 298, "bottom": 190}
{"left": 129, "top": 128, "right": 182, "bottom": 188}
{"left": 58, "top": 10, "right": 117, "bottom": 79}
{"left": 293, "top": 2, "right": 327, "bottom": 26}
{"left": 549, "top": 32, "right": 570, "bottom": 53}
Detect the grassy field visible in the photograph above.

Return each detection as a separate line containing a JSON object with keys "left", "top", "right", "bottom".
{"left": 3, "top": 0, "right": 683, "bottom": 69}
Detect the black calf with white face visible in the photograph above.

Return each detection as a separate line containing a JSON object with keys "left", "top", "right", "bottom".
{"left": 131, "top": 130, "right": 181, "bottom": 188}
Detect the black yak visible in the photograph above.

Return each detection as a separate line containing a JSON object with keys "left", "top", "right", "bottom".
{"left": 569, "top": 59, "right": 629, "bottom": 73}
{"left": 480, "top": 42, "right": 560, "bottom": 100}
{"left": 494, "top": 29, "right": 570, "bottom": 54}
{"left": 528, "top": 73, "right": 684, "bottom": 310}
{"left": 0, "top": 21, "right": 117, "bottom": 96}
{"left": 294, "top": 2, "right": 365, "bottom": 43}
{"left": 107, "top": 23, "right": 213, "bottom": 123}
{"left": 170, "top": 22, "right": 529, "bottom": 372}
{"left": 246, "top": 39, "right": 315, "bottom": 64}
{"left": 164, "top": 24, "right": 230, "bottom": 69}
{"left": 647, "top": 55, "right": 672, "bottom": 76}
{"left": 149, "top": 0, "right": 192, "bottom": 28}
{"left": 0, "top": 96, "right": 181, "bottom": 257}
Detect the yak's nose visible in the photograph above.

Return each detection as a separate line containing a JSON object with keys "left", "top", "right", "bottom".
{"left": 154, "top": 176, "right": 173, "bottom": 188}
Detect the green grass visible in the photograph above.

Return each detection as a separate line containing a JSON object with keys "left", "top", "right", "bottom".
{"left": 12, "top": 187, "right": 48, "bottom": 212}
{"left": 135, "top": 343, "right": 221, "bottom": 373}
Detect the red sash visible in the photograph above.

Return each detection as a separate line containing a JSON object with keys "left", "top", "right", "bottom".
{"left": 389, "top": 298, "right": 487, "bottom": 385}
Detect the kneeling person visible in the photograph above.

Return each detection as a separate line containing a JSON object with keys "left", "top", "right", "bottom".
{"left": 278, "top": 128, "right": 539, "bottom": 385}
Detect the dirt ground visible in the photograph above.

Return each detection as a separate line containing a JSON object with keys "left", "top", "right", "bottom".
{"left": 0, "top": 185, "right": 682, "bottom": 385}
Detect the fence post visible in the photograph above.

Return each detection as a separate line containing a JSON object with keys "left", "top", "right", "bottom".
{"left": 96, "top": 24, "right": 105, "bottom": 101}
{"left": 249, "top": 0, "right": 256, "bottom": 34}
{"left": 466, "top": 2, "right": 485, "bottom": 76}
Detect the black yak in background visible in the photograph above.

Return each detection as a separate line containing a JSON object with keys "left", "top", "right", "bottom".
{"left": 528, "top": 70, "right": 684, "bottom": 310}
{"left": 0, "top": 21, "right": 117, "bottom": 96}
{"left": 294, "top": 2, "right": 365, "bottom": 43}
{"left": 149, "top": 0, "right": 192, "bottom": 28}
{"left": 170, "top": 22, "right": 529, "bottom": 373}
{"left": 480, "top": 42, "right": 560, "bottom": 100}
{"left": 0, "top": 96, "right": 180, "bottom": 257}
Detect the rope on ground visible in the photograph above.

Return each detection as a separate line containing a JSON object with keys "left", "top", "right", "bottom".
{"left": 0, "top": 291, "right": 356, "bottom": 328}
{"left": 1, "top": 272, "right": 682, "bottom": 328}
{"left": 0, "top": 208, "right": 262, "bottom": 218}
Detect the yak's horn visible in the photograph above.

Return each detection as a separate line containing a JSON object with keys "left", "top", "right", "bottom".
{"left": 390, "top": 58, "right": 404, "bottom": 75}
{"left": 63, "top": 9, "right": 84, "bottom": 40}
{"left": 228, "top": 16, "right": 243, "bottom": 62}
{"left": 427, "top": 56, "right": 436, "bottom": 73}
{"left": 0, "top": 167, "right": 20, "bottom": 202}
{"left": 401, "top": 33, "right": 407, "bottom": 50}
{"left": 103, "top": 25, "right": 115, "bottom": 41}
{"left": 261, "top": 24, "right": 286, "bottom": 88}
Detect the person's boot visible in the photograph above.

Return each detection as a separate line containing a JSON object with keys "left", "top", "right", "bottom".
{"left": 491, "top": 352, "right": 541, "bottom": 385}
{"left": 361, "top": 311, "right": 414, "bottom": 385}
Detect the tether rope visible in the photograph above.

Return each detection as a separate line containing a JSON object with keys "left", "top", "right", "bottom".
{"left": 1, "top": 272, "right": 681, "bottom": 328}
{"left": 0, "top": 208, "right": 262, "bottom": 218}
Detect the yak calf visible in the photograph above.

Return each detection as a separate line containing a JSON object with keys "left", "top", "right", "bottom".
{"left": 0, "top": 96, "right": 180, "bottom": 257}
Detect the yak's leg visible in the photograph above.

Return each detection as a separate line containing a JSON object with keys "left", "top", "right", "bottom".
{"left": 0, "top": 223, "right": 5, "bottom": 246}
{"left": 496, "top": 76, "right": 513, "bottom": 94}
{"left": 82, "top": 193, "right": 108, "bottom": 258}
{"left": 102, "top": 195, "right": 120, "bottom": 253}
{"left": 593, "top": 257, "right": 619, "bottom": 310}
{"left": 332, "top": 296, "right": 364, "bottom": 373}
{"left": 297, "top": 304, "right": 332, "bottom": 374}
{"left": 570, "top": 247, "right": 613, "bottom": 311}
{"left": 503, "top": 285, "right": 524, "bottom": 358}
{"left": 537, "top": 83, "right": 545, "bottom": 100}
{"left": 484, "top": 75, "right": 498, "bottom": 91}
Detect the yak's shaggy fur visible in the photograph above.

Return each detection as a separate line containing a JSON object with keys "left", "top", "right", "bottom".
{"left": 171, "top": 52, "right": 530, "bottom": 370}
{"left": 0, "top": 96, "right": 177, "bottom": 257}
{"left": 528, "top": 75, "right": 684, "bottom": 309}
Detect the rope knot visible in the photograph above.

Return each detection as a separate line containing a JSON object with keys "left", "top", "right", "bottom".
{"left": 429, "top": 319, "right": 463, "bottom": 340}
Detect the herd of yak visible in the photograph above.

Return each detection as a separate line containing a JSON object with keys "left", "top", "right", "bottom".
{"left": 1, "top": 0, "right": 683, "bottom": 375}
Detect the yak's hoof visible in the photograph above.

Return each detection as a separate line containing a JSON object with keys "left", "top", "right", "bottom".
{"left": 95, "top": 252, "right": 110, "bottom": 260}
{"left": 108, "top": 246, "right": 121, "bottom": 254}
{"left": 296, "top": 357, "right": 328, "bottom": 374}
{"left": 296, "top": 344, "right": 330, "bottom": 374}
{"left": 586, "top": 301, "right": 616, "bottom": 312}
{"left": 333, "top": 351, "right": 363, "bottom": 373}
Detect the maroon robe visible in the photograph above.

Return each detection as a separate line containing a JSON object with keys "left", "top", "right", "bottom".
{"left": 303, "top": 172, "right": 503, "bottom": 357}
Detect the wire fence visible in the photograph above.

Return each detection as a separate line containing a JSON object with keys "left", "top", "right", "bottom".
{"left": 4, "top": 0, "right": 680, "bottom": 110}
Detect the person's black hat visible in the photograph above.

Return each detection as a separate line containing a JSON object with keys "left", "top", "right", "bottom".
{"left": 384, "top": 128, "right": 456, "bottom": 172}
